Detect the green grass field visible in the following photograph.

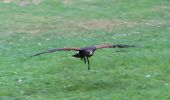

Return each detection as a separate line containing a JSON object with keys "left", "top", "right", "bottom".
{"left": 0, "top": 0, "right": 170, "bottom": 100}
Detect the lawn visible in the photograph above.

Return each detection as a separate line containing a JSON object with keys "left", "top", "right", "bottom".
{"left": 0, "top": 0, "right": 170, "bottom": 100}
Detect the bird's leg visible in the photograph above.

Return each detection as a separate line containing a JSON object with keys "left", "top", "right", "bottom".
{"left": 86, "top": 57, "right": 90, "bottom": 70}
{"left": 83, "top": 57, "right": 86, "bottom": 64}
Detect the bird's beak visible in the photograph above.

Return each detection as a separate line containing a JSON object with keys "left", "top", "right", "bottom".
{"left": 89, "top": 52, "right": 93, "bottom": 55}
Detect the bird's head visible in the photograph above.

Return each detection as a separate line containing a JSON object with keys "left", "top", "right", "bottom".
{"left": 84, "top": 47, "right": 96, "bottom": 57}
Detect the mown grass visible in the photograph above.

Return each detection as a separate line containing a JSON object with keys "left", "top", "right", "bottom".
{"left": 0, "top": 0, "right": 170, "bottom": 100}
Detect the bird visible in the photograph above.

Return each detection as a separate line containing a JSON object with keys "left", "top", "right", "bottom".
{"left": 32, "top": 44, "right": 136, "bottom": 70}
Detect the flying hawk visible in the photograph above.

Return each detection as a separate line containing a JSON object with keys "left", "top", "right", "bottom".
{"left": 32, "top": 44, "right": 136, "bottom": 70}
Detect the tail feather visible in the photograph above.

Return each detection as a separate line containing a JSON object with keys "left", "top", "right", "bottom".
{"left": 72, "top": 53, "right": 81, "bottom": 58}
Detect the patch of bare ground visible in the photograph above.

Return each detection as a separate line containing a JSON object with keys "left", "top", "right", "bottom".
{"left": 19, "top": 0, "right": 42, "bottom": 6}
{"left": 32, "top": 0, "right": 41, "bottom": 5}
{"left": 3, "top": 0, "right": 13, "bottom": 3}
{"left": 62, "top": 0, "right": 73, "bottom": 5}
{"left": 19, "top": 0, "right": 30, "bottom": 6}
{"left": 2, "top": 0, "right": 42, "bottom": 6}
{"left": 64, "top": 19, "right": 138, "bottom": 31}
{"left": 62, "top": 0, "right": 92, "bottom": 5}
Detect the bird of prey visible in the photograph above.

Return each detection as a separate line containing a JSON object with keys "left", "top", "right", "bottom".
{"left": 32, "top": 44, "right": 136, "bottom": 70}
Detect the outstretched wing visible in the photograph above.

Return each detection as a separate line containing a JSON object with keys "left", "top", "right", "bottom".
{"left": 32, "top": 47, "right": 80, "bottom": 57}
{"left": 95, "top": 44, "right": 136, "bottom": 49}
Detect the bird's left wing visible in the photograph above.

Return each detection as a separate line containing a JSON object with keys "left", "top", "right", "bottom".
{"left": 95, "top": 44, "right": 136, "bottom": 49}
{"left": 32, "top": 47, "right": 81, "bottom": 57}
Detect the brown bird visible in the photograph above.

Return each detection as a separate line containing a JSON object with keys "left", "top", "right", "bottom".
{"left": 32, "top": 44, "right": 136, "bottom": 70}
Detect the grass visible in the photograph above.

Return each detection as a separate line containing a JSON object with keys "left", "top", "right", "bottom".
{"left": 0, "top": 0, "right": 170, "bottom": 99}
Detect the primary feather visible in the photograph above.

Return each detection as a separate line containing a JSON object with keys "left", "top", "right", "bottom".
{"left": 32, "top": 47, "right": 80, "bottom": 56}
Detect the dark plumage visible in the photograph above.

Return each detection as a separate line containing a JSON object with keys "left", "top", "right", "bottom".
{"left": 32, "top": 44, "right": 136, "bottom": 70}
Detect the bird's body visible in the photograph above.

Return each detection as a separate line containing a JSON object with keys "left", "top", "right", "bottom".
{"left": 32, "top": 44, "right": 136, "bottom": 70}
{"left": 73, "top": 46, "right": 96, "bottom": 58}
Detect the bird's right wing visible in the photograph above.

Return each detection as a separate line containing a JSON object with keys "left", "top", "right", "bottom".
{"left": 32, "top": 47, "right": 81, "bottom": 57}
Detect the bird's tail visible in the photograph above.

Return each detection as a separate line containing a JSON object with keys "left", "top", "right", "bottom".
{"left": 72, "top": 53, "right": 81, "bottom": 58}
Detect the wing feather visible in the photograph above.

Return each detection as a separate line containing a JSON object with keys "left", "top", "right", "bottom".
{"left": 95, "top": 44, "right": 136, "bottom": 49}
{"left": 32, "top": 47, "right": 80, "bottom": 57}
